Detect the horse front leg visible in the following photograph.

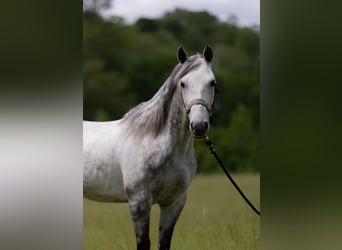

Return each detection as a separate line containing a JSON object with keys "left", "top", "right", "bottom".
{"left": 128, "top": 190, "right": 152, "bottom": 250}
{"left": 158, "top": 193, "right": 187, "bottom": 250}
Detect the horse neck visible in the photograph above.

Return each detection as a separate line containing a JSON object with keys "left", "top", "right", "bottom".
{"left": 164, "top": 87, "right": 193, "bottom": 146}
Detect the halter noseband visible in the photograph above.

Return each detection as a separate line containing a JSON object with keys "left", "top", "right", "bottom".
{"left": 185, "top": 99, "right": 212, "bottom": 116}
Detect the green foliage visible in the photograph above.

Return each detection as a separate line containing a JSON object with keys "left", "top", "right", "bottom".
{"left": 195, "top": 104, "right": 258, "bottom": 173}
{"left": 83, "top": 9, "right": 259, "bottom": 173}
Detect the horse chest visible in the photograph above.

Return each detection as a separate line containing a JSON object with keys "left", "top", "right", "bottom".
{"left": 147, "top": 148, "right": 197, "bottom": 204}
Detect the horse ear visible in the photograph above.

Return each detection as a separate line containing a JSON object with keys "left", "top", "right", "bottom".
{"left": 177, "top": 46, "right": 188, "bottom": 64}
{"left": 203, "top": 45, "right": 213, "bottom": 64}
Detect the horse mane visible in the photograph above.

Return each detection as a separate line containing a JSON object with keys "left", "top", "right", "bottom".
{"left": 120, "top": 54, "right": 203, "bottom": 139}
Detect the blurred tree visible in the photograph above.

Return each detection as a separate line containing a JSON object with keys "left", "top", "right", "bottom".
{"left": 83, "top": 58, "right": 136, "bottom": 120}
{"left": 236, "top": 27, "right": 259, "bottom": 59}
{"left": 224, "top": 104, "right": 258, "bottom": 172}
{"left": 195, "top": 104, "right": 258, "bottom": 173}
{"left": 126, "top": 52, "right": 176, "bottom": 102}
{"left": 212, "top": 22, "right": 238, "bottom": 46}
{"left": 83, "top": 0, "right": 112, "bottom": 13}
{"left": 136, "top": 18, "right": 160, "bottom": 32}
{"left": 161, "top": 8, "right": 219, "bottom": 50}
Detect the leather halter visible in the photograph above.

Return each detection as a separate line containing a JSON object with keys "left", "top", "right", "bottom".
{"left": 185, "top": 98, "right": 212, "bottom": 116}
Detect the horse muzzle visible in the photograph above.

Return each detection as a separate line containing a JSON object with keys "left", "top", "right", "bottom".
{"left": 190, "top": 120, "right": 209, "bottom": 138}
{"left": 186, "top": 99, "right": 212, "bottom": 138}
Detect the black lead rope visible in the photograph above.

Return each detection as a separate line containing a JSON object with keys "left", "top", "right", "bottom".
{"left": 205, "top": 137, "right": 260, "bottom": 216}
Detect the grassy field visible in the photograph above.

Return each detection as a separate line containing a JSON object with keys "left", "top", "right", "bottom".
{"left": 83, "top": 174, "right": 260, "bottom": 250}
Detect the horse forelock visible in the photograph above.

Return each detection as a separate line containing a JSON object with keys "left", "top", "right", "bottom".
{"left": 121, "top": 55, "right": 203, "bottom": 139}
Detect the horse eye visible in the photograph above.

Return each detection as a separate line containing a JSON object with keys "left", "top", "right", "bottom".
{"left": 210, "top": 80, "right": 216, "bottom": 87}
{"left": 180, "top": 81, "right": 185, "bottom": 88}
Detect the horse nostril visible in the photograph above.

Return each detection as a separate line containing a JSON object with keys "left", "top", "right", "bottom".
{"left": 190, "top": 122, "right": 194, "bottom": 130}
{"left": 204, "top": 121, "right": 208, "bottom": 130}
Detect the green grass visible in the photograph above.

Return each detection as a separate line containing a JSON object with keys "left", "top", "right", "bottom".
{"left": 84, "top": 174, "right": 260, "bottom": 250}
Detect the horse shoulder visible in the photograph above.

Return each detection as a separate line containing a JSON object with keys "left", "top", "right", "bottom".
{"left": 83, "top": 121, "right": 127, "bottom": 202}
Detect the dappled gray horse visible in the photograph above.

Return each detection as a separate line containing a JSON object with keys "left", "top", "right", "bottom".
{"left": 83, "top": 45, "right": 217, "bottom": 250}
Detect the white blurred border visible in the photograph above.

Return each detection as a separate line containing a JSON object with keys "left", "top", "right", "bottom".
{"left": 0, "top": 80, "right": 83, "bottom": 250}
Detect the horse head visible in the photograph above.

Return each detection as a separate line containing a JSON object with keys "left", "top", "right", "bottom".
{"left": 177, "top": 45, "right": 216, "bottom": 138}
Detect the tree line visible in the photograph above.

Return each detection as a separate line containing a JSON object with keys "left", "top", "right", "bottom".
{"left": 83, "top": 8, "right": 259, "bottom": 173}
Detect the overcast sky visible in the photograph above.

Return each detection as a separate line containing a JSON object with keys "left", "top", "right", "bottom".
{"left": 102, "top": 0, "right": 259, "bottom": 27}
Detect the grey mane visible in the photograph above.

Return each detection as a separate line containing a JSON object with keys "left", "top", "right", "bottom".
{"left": 120, "top": 54, "right": 202, "bottom": 138}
